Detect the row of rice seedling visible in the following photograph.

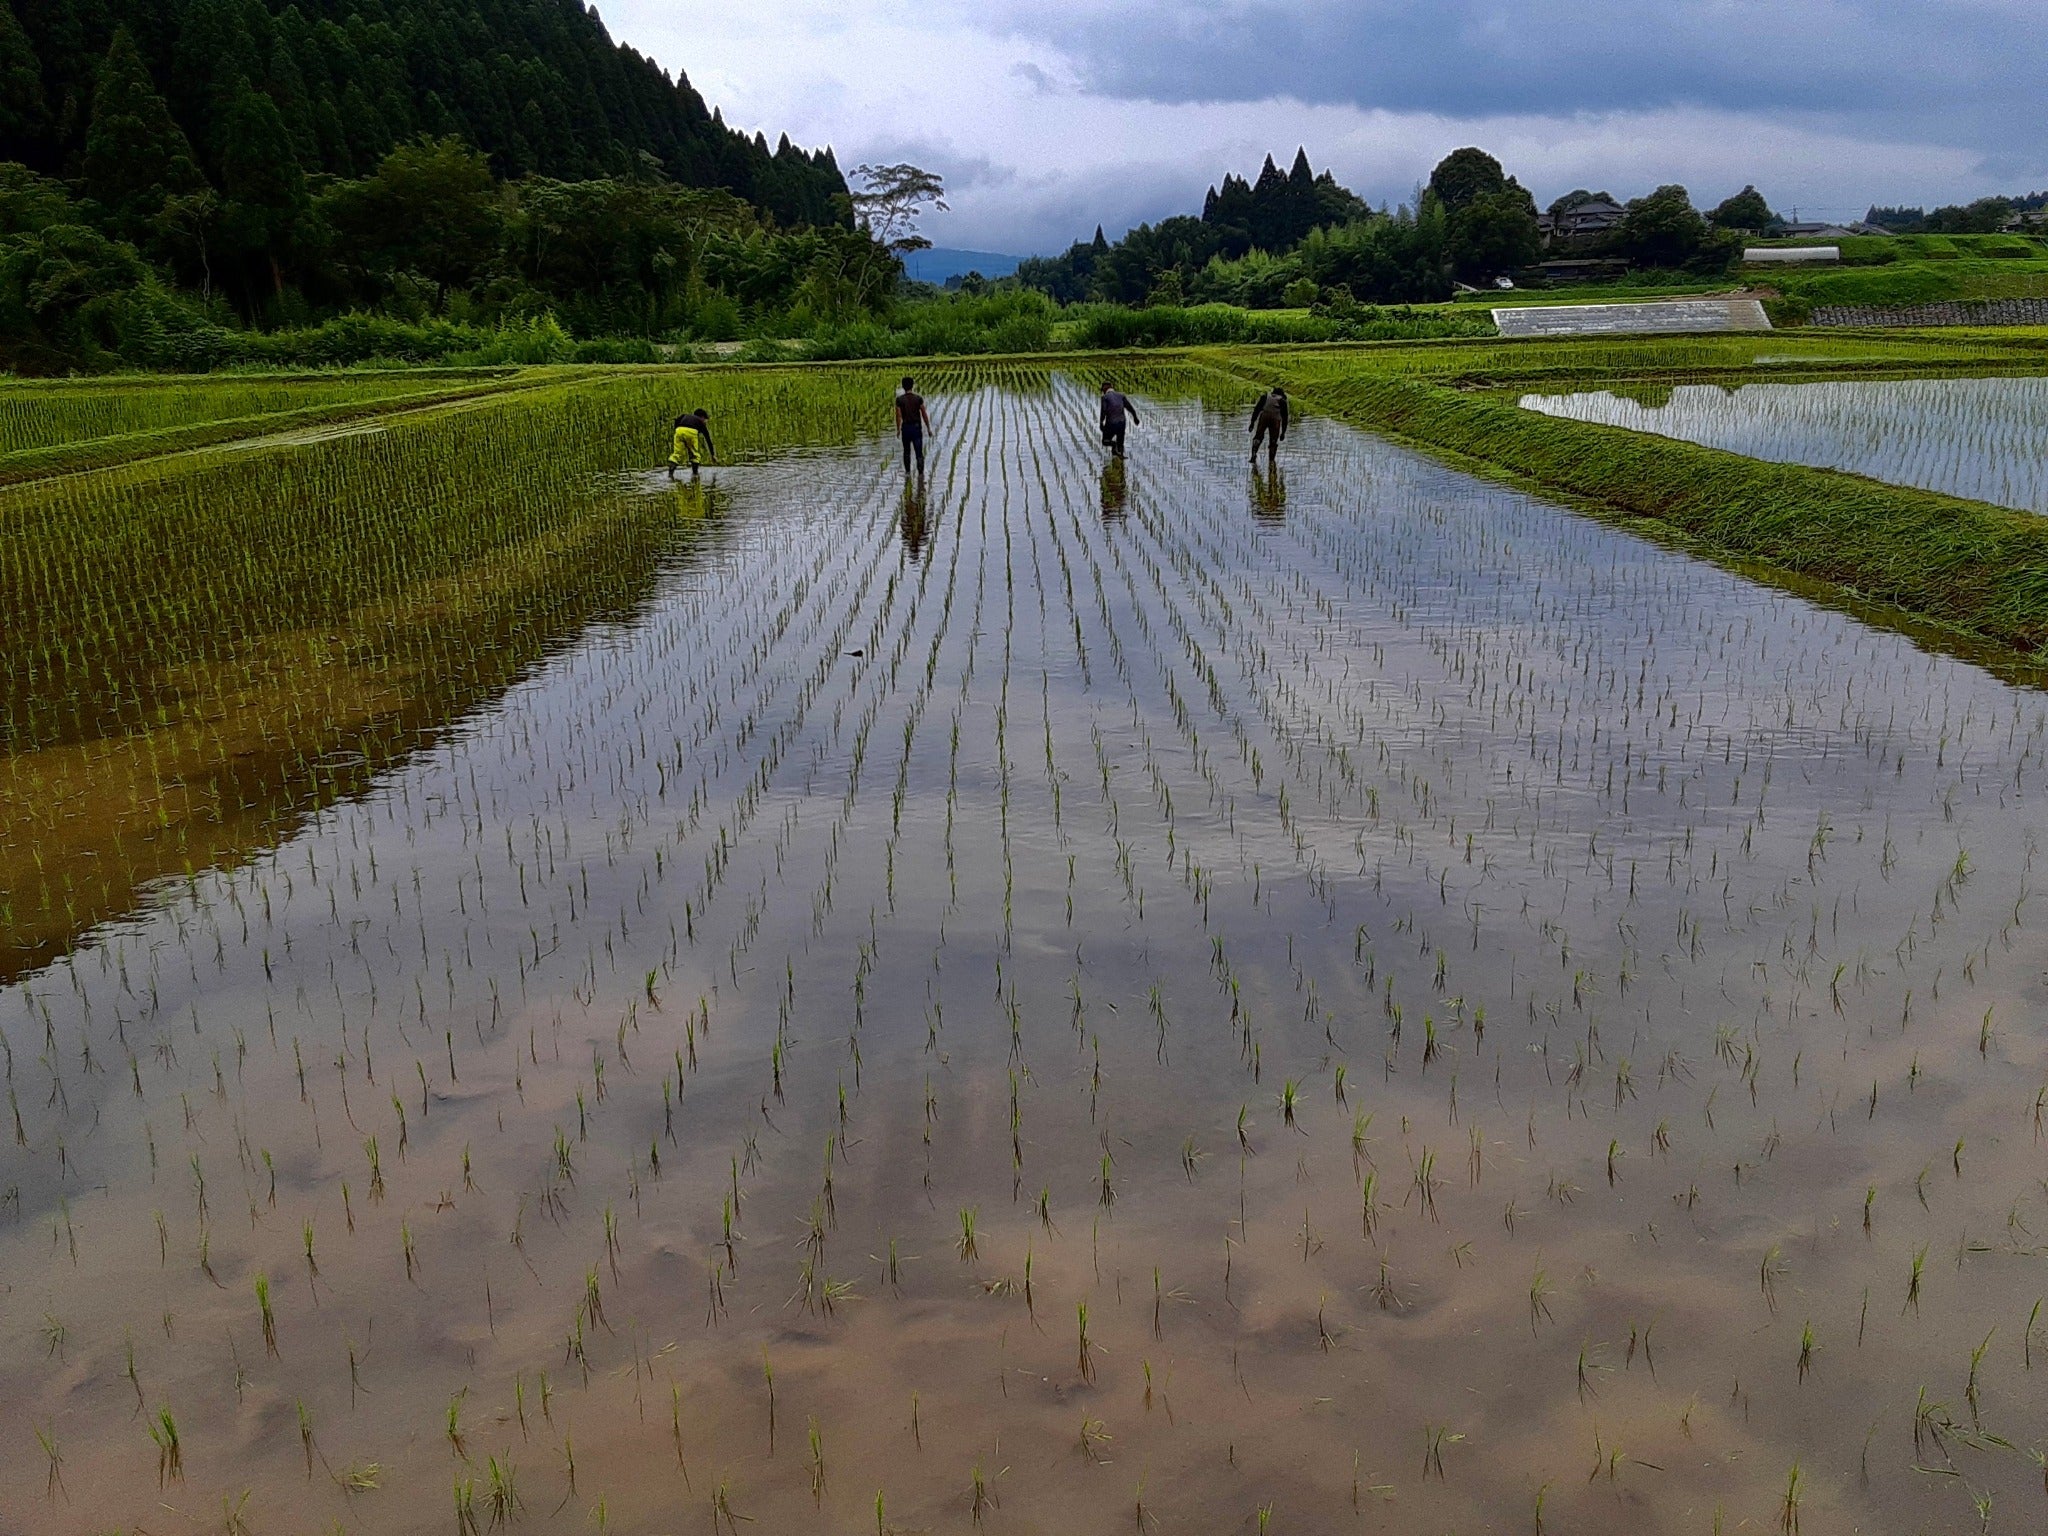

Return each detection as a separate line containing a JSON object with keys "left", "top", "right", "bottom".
{"left": 4, "top": 360, "right": 2047, "bottom": 1535}
{"left": 0, "top": 364, "right": 955, "bottom": 983}
{"left": 0, "top": 371, "right": 510, "bottom": 457}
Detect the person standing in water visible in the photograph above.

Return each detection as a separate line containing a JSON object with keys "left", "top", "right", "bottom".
{"left": 1099, "top": 381, "right": 1140, "bottom": 457}
{"left": 895, "top": 376, "right": 933, "bottom": 475}
{"left": 667, "top": 408, "right": 715, "bottom": 476}
{"left": 1249, "top": 386, "right": 1289, "bottom": 468}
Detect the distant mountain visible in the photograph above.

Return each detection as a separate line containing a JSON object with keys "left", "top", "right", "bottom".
{"left": 3, "top": 0, "right": 844, "bottom": 226}
{"left": 904, "top": 248, "right": 1024, "bottom": 286}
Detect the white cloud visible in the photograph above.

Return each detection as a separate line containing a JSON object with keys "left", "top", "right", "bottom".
{"left": 604, "top": 0, "right": 2042, "bottom": 251}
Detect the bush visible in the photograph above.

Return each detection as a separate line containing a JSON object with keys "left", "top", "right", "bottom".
{"left": 1761, "top": 295, "right": 1812, "bottom": 327}
{"left": 688, "top": 293, "right": 744, "bottom": 341}
{"left": 1066, "top": 301, "right": 1490, "bottom": 350}
{"left": 571, "top": 336, "right": 664, "bottom": 363}
{"left": 802, "top": 289, "right": 1059, "bottom": 360}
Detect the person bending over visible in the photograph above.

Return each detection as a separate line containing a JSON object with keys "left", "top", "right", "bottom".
{"left": 1249, "top": 387, "right": 1289, "bottom": 468}
{"left": 895, "top": 377, "right": 934, "bottom": 475}
{"left": 1099, "top": 382, "right": 1140, "bottom": 457}
{"left": 668, "top": 408, "right": 715, "bottom": 476}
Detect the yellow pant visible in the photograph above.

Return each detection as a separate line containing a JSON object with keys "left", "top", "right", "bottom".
{"left": 670, "top": 426, "right": 702, "bottom": 465}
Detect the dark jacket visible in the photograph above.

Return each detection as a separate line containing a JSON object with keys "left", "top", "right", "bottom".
{"left": 1100, "top": 389, "right": 1139, "bottom": 429}
{"left": 676, "top": 411, "right": 715, "bottom": 456}
{"left": 1250, "top": 391, "right": 1289, "bottom": 435}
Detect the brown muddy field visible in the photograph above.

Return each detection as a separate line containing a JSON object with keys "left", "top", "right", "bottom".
{"left": 4, "top": 369, "right": 2047, "bottom": 1535}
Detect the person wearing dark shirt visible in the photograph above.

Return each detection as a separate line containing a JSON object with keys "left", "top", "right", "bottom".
{"left": 667, "top": 408, "right": 715, "bottom": 476}
{"left": 1249, "top": 387, "right": 1289, "bottom": 468}
{"left": 895, "top": 376, "right": 933, "bottom": 475}
{"left": 1099, "top": 382, "right": 1140, "bottom": 457}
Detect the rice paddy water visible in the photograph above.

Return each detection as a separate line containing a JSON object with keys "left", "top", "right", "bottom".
{"left": 1520, "top": 375, "right": 2048, "bottom": 514}
{"left": 5, "top": 364, "right": 2048, "bottom": 1534}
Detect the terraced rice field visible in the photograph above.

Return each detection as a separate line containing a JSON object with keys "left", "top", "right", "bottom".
{"left": 5, "top": 364, "right": 2048, "bottom": 1535}
{"left": 0, "top": 369, "right": 534, "bottom": 483}
{"left": 1520, "top": 375, "right": 2048, "bottom": 513}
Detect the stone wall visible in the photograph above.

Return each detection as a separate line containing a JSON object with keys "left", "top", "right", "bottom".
{"left": 1811, "top": 298, "right": 2048, "bottom": 327}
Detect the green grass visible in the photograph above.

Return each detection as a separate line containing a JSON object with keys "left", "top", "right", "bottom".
{"left": 1747, "top": 233, "right": 2048, "bottom": 264}
{"left": 1447, "top": 275, "right": 1745, "bottom": 307}
{"left": 1767, "top": 259, "right": 2048, "bottom": 311}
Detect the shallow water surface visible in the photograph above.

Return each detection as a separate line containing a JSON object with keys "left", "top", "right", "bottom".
{"left": 5, "top": 373, "right": 2048, "bottom": 1535}
{"left": 1521, "top": 374, "right": 2048, "bottom": 513}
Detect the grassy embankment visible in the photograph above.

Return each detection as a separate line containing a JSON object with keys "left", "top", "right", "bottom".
{"left": 1747, "top": 233, "right": 2048, "bottom": 319}
{"left": 1209, "top": 328, "right": 2048, "bottom": 666}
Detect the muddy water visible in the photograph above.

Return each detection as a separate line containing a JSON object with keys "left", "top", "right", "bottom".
{"left": 5, "top": 372, "right": 2048, "bottom": 1535}
{"left": 1520, "top": 375, "right": 2048, "bottom": 514}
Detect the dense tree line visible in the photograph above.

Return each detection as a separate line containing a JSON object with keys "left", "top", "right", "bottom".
{"left": 2, "top": 0, "right": 842, "bottom": 220}
{"left": 1017, "top": 150, "right": 1374, "bottom": 304}
{"left": 1865, "top": 193, "right": 2046, "bottom": 234}
{"left": 0, "top": 135, "right": 893, "bottom": 370}
{"left": 1019, "top": 147, "right": 1742, "bottom": 311}
{"left": 0, "top": 0, "right": 880, "bottom": 367}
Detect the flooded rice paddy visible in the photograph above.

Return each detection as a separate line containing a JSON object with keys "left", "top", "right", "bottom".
{"left": 1519, "top": 375, "right": 2048, "bottom": 514}
{"left": 6, "top": 368, "right": 2048, "bottom": 1534}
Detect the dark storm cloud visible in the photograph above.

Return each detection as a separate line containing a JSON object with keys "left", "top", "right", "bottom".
{"left": 1017, "top": 0, "right": 2035, "bottom": 132}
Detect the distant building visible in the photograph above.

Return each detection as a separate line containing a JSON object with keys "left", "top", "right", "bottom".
{"left": 1548, "top": 198, "right": 1628, "bottom": 240}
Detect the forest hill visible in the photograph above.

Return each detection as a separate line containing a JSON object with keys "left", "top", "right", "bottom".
{"left": 0, "top": 0, "right": 873, "bottom": 368}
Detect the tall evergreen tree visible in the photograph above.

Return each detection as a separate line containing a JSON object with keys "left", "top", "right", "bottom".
{"left": 216, "top": 75, "right": 303, "bottom": 295}
{"left": 1284, "top": 146, "right": 1318, "bottom": 247}
{"left": 169, "top": 0, "right": 265, "bottom": 171}
{"left": 0, "top": 0, "right": 47, "bottom": 154}
{"left": 1249, "top": 154, "right": 1287, "bottom": 248}
{"left": 81, "top": 28, "right": 204, "bottom": 240}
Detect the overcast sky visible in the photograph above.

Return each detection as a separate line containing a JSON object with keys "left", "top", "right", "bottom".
{"left": 603, "top": 0, "right": 2048, "bottom": 254}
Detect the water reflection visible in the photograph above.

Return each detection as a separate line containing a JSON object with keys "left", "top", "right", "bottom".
{"left": 1519, "top": 375, "right": 2048, "bottom": 514}
{"left": 899, "top": 476, "right": 930, "bottom": 559}
{"left": 670, "top": 477, "right": 729, "bottom": 523}
{"left": 1250, "top": 464, "right": 1287, "bottom": 523}
{"left": 1099, "top": 457, "right": 1128, "bottom": 521}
